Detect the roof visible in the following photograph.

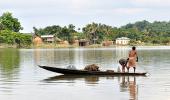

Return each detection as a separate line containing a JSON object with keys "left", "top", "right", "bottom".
{"left": 116, "top": 37, "right": 130, "bottom": 40}
{"left": 41, "top": 35, "right": 54, "bottom": 38}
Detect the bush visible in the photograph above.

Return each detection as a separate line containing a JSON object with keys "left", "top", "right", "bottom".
{"left": 0, "top": 30, "right": 32, "bottom": 47}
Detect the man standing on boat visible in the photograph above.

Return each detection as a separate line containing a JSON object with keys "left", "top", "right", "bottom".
{"left": 127, "top": 46, "right": 138, "bottom": 73}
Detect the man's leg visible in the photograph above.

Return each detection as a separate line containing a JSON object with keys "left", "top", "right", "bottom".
{"left": 127, "top": 67, "right": 129, "bottom": 73}
{"left": 122, "top": 65, "right": 125, "bottom": 73}
{"left": 133, "top": 67, "right": 136, "bottom": 73}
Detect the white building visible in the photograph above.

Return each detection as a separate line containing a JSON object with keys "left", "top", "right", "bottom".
{"left": 116, "top": 37, "right": 130, "bottom": 45}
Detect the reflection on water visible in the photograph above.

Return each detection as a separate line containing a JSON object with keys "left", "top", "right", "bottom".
{"left": 119, "top": 76, "right": 137, "bottom": 100}
{"left": 0, "top": 49, "right": 20, "bottom": 94}
{"left": 43, "top": 75, "right": 139, "bottom": 100}
{"left": 43, "top": 75, "right": 101, "bottom": 84}
{"left": 0, "top": 48, "right": 20, "bottom": 78}
{"left": 33, "top": 48, "right": 125, "bottom": 70}
{"left": 115, "top": 46, "right": 129, "bottom": 60}
{"left": 1, "top": 47, "right": 170, "bottom": 100}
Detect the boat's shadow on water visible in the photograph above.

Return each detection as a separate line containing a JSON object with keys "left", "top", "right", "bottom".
{"left": 42, "top": 75, "right": 146, "bottom": 100}
{"left": 42, "top": 74, "right": 146, "bottom": 84}
{"left": 42, "top": 75, "right": 111, "bottom": 84}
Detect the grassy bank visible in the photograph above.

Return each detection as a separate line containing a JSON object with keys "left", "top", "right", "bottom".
{"left": 0, "top": 44, "right": 17, "bottom": 48}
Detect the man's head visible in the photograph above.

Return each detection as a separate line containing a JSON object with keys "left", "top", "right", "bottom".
{"left": 119, "top": 58, "right": 128, "bottom": 66}
{"left": 132, "top": 46, "right": 136, "bottom": 50}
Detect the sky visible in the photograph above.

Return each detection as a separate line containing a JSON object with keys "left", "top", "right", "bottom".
{"left": 0, "top": 0, "right": 170, "bottom": 33}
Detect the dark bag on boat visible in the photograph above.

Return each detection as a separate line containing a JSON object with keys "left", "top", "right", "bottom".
{"left": 84, "top": 64, "right": 100, "bottom": 71}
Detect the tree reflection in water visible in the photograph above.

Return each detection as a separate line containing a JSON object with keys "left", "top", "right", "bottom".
{"left": 0, "top": 48, "right": 20, "bottom": 94}
{"left": 0, "top": 48, "right": 20, "bottom": 79}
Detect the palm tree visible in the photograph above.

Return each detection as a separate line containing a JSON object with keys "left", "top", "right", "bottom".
{"left": 68, "top": 24, "right": 75, "bottom": 32}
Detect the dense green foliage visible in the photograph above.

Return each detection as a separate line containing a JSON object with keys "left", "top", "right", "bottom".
{"left": 0, "top": 12, "right": 32, "bottom": 47}
{"left": 121, "top": 20, "right": 170, "bottom": 45}
{"left": 82, "top": 22, "right": 113, "bottom": 44}
{"left": 34, "top": 20, "right": 170, "bottom": 45}
{"left": 33, "top": 24, "right": 76, "bottom": 43}
{"left": 0, "top": 30, "right": 32, "bottom": 47}
{"left": 0, "top": 12, "right": 23, "bottom": 32}
{"left": 122, "top": 20, "right": 170, "bottom": 33}
{"left": 0, "top": 11, "right": 170, "bottom": 47}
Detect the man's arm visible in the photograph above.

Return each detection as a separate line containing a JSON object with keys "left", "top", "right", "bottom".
{"left": 136, "top": 56, "right": 138, "bottom": 62}
{"left": 136, "top": 51, "right": 138, "bottom": 62}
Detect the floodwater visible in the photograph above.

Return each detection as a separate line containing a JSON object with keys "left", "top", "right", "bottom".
{"left": 0, "top": 46, "right": 170, "bottom": 100}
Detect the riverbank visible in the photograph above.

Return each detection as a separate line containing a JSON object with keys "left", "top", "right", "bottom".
{"left": 0, "top": 43, "right": 104, "bottom": 48}
{"left": 0, "top": 44, "right": 17, "bottom": 48}
{"left": 0, "top": 43, "right": 170, "bottom": 49}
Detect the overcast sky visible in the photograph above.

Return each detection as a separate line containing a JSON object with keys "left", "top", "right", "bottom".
{"left": 1, "top": 0, "right": 170, "bottom": 33}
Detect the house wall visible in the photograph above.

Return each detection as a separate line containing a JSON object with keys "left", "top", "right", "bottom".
{"left": 46, "top": 37, "right": 54, "bottom": 42}
{"left": 41, "top": 35, "right": 55, "bottom": 43}
{"left": 116, "top": 40, "right": 130, "bottom": 45}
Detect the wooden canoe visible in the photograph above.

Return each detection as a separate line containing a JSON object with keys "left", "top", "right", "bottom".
{"left": 38, "top": 65, "right": 147, "bottom": 76}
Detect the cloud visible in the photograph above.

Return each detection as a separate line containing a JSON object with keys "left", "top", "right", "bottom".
{"left": 130, "top": 0, "right": 170, "bottom": 7}
{"left": 71, "top": 0, "right": 90, "bottom": 9}
{"left": 0, "top": 0, "right": 71, "bottom": 10}
{"left": 113, "top": 8, "right": 148, "bottom": 14}
{"left": 1, "top": 0, "right": 170, "bottom": 32}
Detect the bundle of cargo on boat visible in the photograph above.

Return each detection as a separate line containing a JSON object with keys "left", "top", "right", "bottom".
{"left": 84, "top": 64, "right": 100, "bottom": 71}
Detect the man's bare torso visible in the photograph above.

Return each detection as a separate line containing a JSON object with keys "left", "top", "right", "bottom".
{"left": 129, "top": 50, "right": 137, "bottom": 58}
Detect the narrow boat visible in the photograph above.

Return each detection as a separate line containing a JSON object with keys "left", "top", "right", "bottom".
{"left": 38, "top": 65, "right": 147, "bottom": 76}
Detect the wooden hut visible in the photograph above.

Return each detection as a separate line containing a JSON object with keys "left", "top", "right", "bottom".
{"left": 79, "top": 39, "right": 89, "bottom": 46}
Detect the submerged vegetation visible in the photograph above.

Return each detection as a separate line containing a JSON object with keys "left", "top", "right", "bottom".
{"left": 0, "top": 12, "right": 170, "bottom": 48}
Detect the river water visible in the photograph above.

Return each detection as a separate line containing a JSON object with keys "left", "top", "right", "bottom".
{"left": 0, "top": 46, "right": 170, "bottom": 100}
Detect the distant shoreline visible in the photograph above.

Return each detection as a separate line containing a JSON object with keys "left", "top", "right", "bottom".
{"left": 1, "top": 43, "right": 170, "bottom": 49}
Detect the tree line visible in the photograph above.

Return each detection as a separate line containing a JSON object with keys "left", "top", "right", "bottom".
{"left": 0, "top": 12, "right": 32, "bottom": 47}
{"left": 34, "top": 20, "right": 170, "bottom": 45}
{"left": 1, "top": 12, "right": 170, "bottom": 47}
